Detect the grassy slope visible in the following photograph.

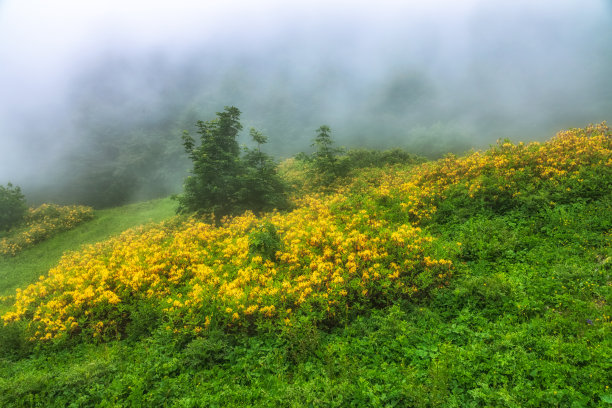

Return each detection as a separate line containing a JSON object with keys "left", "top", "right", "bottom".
{"left": 1, "top": 196, "right": 609, "bottom": 407}
{"left": 1, "top": 131, "right": 611, "bottom": 407}
{"left": 0, "top": 198, "right": 177, "bottom": 308}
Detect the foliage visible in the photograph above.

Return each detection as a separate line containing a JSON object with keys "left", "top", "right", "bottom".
{"left": 248, "top": 221, "right": 282, "bottom": 262}
{"left": 124, "top": 301, "right": 163, "bottom": 342}
{"left": 176, "top": 107, "right": 287, "bottom": 218}
{"left": 0, "top": 320, "right": 33, "bottom": 360}
{"left": 182, "top": 328, "right": 231, "bottom": 368}
{"left": 310, "top": 125, "right": 346, "bottom": 185}
{"left": 0, "top": 204, "right": 94, "bottom": 257}
{"left": 370, "top": 122, "right": 612, "bottom": 225}
{"left": 343, "top": 147, "right": 425, "bottom": 169}
{"left": 0, "top": 123, "right": 611, "bottom": 407}
{"left": 0, "top": 183, "right": 27, "bottom": 232}
{"left": 177, "top": 106, "right": 243, "bottom": 216}
{"left": 240, "top": 128, "right": 290, "bottom": 213}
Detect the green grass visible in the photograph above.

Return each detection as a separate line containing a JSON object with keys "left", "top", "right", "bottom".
{"left": 0, "top": 197, "right": 177, "bottom": 301}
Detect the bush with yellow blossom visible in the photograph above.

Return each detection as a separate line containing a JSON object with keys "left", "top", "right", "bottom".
{"left": 0, "top": 203, "right": 94, "bottom": 256}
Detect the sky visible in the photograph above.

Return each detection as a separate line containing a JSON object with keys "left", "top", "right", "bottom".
{"left": 1, "top": 0, "right": 611, "bottom": 205}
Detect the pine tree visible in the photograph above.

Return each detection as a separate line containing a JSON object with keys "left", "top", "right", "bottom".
{"left": 241, "top": 128, "right": 288, "bottom": 212}
{"left": 177, "top": 107, "right": 287, "bottom": 218}
{"left": 177, "top": 106, "right": 243, "bottom": 217}
{"left": 311, "top": 125, "right": 344, "bottom": 185}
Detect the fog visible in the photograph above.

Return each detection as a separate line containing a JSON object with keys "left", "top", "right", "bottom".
{"left": 1, "top": 0, "right": 611, "bottom": 207}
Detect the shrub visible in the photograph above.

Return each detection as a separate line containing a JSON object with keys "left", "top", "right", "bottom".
{"left": 0, "top": 203, "right": 94, "bottom": 256}
{"left": 0, "top": 320, "right": 33, "bottom": 360}
{"left": 280, "top": 316, "right": 321, "bottom": 364}
{"left": 239, "top": 128, "right": 289, "bottom": 213}
{"left": 182, "top": 329, "right": 231, "bottom": 368}
{"left": 454, "top": 216, "right": 521, "bottom": 261}
{"left": 343, "top": 148, "right": 423, "bottom": 169}
{"left": 125, "top": 302, "right": 163, "bottom": 341}
{"left": 296, "top": 137, "right": 424, "bottom": 189}
{"left": 248, "top": 221, "right": 282, "bottom": 261}
{"left": 0, "top": 183, "right": 27, "bottom": 232}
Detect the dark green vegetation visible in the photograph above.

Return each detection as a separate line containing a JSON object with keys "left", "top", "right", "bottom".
{"left": 0, "top": 128, "right": 610, "bottom": 407}
{"left": 176, "top": 107, "right": 288, "bottom": 218}
{"left": 309, "top": 125, "right": 344, "bottom": 186}
{"left": 0, "top": 183, "right": 27, "bottom": 232}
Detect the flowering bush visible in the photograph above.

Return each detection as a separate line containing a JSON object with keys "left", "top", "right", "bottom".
{"left": 0, "top": 204, "right": 94, "bottom": 256}
{"left": 372, "top": 122, "right": 611, "bottom": 224}
{"left": 2, "top": 196, "right": 451, "bottom": 341}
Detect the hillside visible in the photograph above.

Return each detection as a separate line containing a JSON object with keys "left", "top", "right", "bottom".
{"left": 0, "top": 124, "right": 611, "bottom": 407}
{"left": 0, "top": 198, "right": 177, "bottom": 312}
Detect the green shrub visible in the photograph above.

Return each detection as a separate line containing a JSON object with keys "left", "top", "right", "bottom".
{"left": 0, "top": 183, "right": 27, "bottom": 232}
{"left": 240, "top": 128, "right": 290, "bottom": 213}
{"left": 280, "top": 316, "right": 322, "bottom": 364}
{"left": 0, "top": 320, "right": 33, "bottom": 360}
{"left": 248, "top": 221, "right": 282, "bottom": 261}
{"left": 454, "top": 216, "right": 521, "bottom": 262}
{"left": 451, "top": 273, "right": 519, "bottom": 317}
{"left": 343, "top": 148, "right": 423, "bottom": 169}
{"left": 125, "top": 302, "right": 163, "bottom": 341}
{"left": 182, "top": 329, "right": 231, "bottom": 368}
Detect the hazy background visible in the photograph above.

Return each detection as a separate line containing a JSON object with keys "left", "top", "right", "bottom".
{"left": 1, "top": 0, "right": 611, "bottom": 207}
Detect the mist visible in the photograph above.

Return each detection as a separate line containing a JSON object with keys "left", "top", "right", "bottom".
{"left": 1, "top": 0, "right": 611, "bottom": 207}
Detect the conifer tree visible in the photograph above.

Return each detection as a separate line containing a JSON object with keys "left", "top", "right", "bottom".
{"left": 311, "top": 125, "right": 344, "bottom": 185}
{"left": 241, "top": 128, "right": 288, "bottom": 212}
{"left": 177, "top": 107, "right": 287, "bottom": 218}
{"left": 178, "top": 106, "right": 243, "bottom": 217}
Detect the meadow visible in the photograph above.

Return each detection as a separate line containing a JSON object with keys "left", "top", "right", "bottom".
{"left": 0, "top": 124, "right": 610, "bottom": 407}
